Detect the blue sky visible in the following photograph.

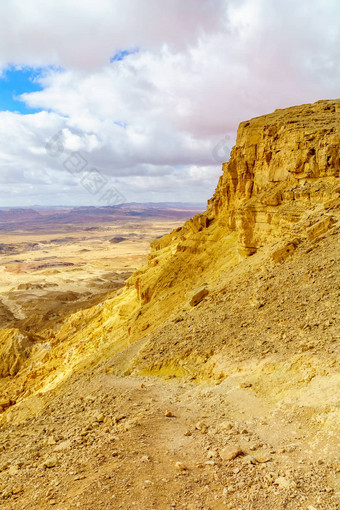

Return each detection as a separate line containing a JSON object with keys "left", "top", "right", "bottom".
{"left": 110, "top": 49, "right": 138, "bottom": 62}
{"left": 0, "top": 67, "right": 44, "bottom": 114}
{"left": 0, "top": 52, "right": 133, "bottom": 115}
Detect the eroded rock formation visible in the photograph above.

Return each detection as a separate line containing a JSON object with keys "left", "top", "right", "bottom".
{"left": 130, "top": 99, "right": 339, "bottom": 314}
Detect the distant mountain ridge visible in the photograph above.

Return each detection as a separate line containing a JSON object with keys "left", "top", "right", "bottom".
{"left": 0, "top": 203, "right": 205, "bottom": 231}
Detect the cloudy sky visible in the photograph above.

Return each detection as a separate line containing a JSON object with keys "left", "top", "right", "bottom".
{"left": 0, "top": 0, "right": 339, "bottom": 207}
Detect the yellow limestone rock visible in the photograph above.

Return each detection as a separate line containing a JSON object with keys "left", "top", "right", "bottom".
{"left": 203, "top": 99, "right": 340, "bottom": 255}
{"left": 219, "top": 446, "right": 243, "bottom": 462}
{"left": 189, "top": 285, "right": 209, "bottom": 306}
{"left": 0, "top": 329, "right": 36, "bottom": 378}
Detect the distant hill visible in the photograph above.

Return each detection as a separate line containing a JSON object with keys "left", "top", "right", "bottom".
{"left": 0, "top": 208, "right": 41, "bottom": 222}
{"left": 0, "top": 203, "right": 205, "bottom": 231}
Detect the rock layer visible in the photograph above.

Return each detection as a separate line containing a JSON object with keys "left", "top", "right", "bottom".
{"left": 209, "top": 99, "right": 340, "bottom": 254}
{"left": 186, "top": 99, "right": 340, "bottom": 253}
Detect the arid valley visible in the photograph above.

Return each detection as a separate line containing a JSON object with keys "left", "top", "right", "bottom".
{"left": 0, "top": 204, "right": 201, "bottom": 334}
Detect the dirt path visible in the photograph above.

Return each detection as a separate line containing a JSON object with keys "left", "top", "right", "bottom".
{"left": 0, "top": 370, "right": 338, "bottom": 509}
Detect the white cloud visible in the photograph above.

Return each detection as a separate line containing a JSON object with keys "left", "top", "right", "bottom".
{"left": 0, "top": 0, "right": 226, "bottom": 70}
{"left": 0, "top": 0, "right": 339, "bottom": 206}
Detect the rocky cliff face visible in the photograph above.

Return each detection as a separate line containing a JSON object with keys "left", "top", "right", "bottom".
{"left": 180, "top": 99, "right": 339, "bottom": 249}
{"left": 1, "top": 99, "right": 339, "bottom": 418}
{"left": 206, "top": 99, "right": 339, "bottom": 255}
{"left": 130, "top": 99, "right": 339, "bottom": 316}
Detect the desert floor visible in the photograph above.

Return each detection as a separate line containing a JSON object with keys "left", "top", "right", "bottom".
{"left": 0, "top": 218, "right": 182, "bottom": 332}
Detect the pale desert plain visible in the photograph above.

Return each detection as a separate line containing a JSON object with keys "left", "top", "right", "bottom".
{"left": 0, "top": 205, "right": 200, "bottom": 333}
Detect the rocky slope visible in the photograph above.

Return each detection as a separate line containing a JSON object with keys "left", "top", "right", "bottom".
{"left": 0, "top": 99, "right": 339, "bottom": 509}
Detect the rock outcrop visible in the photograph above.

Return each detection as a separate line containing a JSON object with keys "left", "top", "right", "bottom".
{"left": 127, "top": 99, "right": 339, "bottom": 321}
{"left": 0, "top": 329, "right": 36, "bottom": 378}
{"left": 206, "top": 99, "right": 339, "bottom": 255}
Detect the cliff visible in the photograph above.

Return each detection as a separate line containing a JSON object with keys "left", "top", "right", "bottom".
{"left": 208, "top": 99, "right": 339, "bottom": 254}
{"left": 126, "top": 99, "right": 339, "bottom": 327}
{"left": 0, "top": 99, "right": 339, "bottom": 415}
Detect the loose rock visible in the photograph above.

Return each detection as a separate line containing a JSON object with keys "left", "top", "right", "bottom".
{"left": 219, "top": 446, "right": 243, "bottom": 462}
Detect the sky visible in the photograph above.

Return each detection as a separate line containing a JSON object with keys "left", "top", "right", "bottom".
{"left": 0, "top": 0, "right": 339, "bottom": 207}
